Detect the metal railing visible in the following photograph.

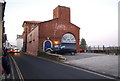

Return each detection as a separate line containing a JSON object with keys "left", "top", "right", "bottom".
{"left": 86, "top": 46, "right": 120, "bottom": 55}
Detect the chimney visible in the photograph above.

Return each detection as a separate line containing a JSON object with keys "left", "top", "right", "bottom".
{"left": 53, "top": 5, "right": 70, "bottom": 22}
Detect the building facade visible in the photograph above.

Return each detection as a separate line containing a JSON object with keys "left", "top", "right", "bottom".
{"left": 16, "top": 35, "right": 23, "bottom": 51}
{"left": 118, "top": 1, "right": 120, "bottom": 46}
{"left": 0, "top": 0, "right": 6, "bottom": 78}
{"left": 22, "top": 5, "right": 80, "bottom": 56}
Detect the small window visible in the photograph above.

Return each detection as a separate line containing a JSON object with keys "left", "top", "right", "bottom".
{"left": 33, "top": 39, "right": 35, "bottom": 41}
{"left": 31, "top": 25, "right": 35, "bottom": 31}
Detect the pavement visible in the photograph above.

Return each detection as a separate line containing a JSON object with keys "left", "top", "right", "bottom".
{"left": 63, "top": 53, "right": 119, "bottom": 77}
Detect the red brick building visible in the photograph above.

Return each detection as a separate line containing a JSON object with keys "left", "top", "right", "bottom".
{"left": 22, "top": 5, "right": 80, "bottom": 56}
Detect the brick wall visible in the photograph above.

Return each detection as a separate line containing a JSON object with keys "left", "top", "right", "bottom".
{"left": 53, "top": 5, "right": 70, "bottom": 22}
{"left": 27, "top": 26, "right": 39, "bottom": 56}
{"left": 22, "top": 5, "right": 80, "bottom": 56}
{"left": 39, "top": 18, "right": 80, "bottom": 52}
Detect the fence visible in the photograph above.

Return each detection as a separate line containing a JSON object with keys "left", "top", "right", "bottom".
{"left": 86, "top": 46, "right": 120, "bottom": 55}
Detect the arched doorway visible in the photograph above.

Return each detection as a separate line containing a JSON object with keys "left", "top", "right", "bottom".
{"left": 43, "top": 40, "right": 52, "bottom": 52}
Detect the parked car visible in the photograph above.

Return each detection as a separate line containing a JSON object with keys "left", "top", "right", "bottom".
{"left": 46, "top": 43, "right": 76, "bottom": 55}
{"left": 79, "top": 48, "right": 83, "bottom": 52}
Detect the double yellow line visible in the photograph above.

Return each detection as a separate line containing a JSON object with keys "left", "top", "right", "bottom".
{"left": 10, "top": 55, "right": 24, "bottom": 81}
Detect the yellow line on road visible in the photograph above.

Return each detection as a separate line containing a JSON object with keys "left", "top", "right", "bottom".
{"left": 10, "top": 55, "right": 24, "bottom": 81}
{"left": 59, "top": 63, "right": 115, "bottom": 79}
{"left": 9, "top": 56, "right": 15, "bottom": 80}
{"left": 37, "top": 56, "right": 115, "bottom": 80}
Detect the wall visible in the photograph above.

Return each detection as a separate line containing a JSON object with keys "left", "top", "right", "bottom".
{"left": 22, "top": 23, "right": 32, "bottom": 52}
{"left": 22, "top": 23, "right": 39, "bottom": 52}
{"left": 0, "top": 1, "right": 6, "bottom": 77}
{"left": 25, "top": 19, "right": 80, "bottom": 56}
{"left": 0, "top": 3, "right": 3, "bottom": 21}
{"left": 0, "top": 22, "right": 2, "bottom": 50}
{"left": 39, "top": 18, "right": 80, "bottom": 52}
{"left": 0, "top": 22, "right": 2, "bottom": 76}
{"left": 118, "top": 1, "right": 120, "bottom": 46}
{"left": 53, "top": 5, "right": 70, "bottom": 22}
{"left": 23, "top": 6, "right": 80, "bottom": 55}
{"left": 27, "top": 26, "right": 39, "bottom": 56}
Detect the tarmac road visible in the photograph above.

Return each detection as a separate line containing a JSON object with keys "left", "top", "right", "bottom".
{"left": 9, "top": 53, "right": 116, "bottom": 81}
{"left": 64, "top": 53, "right": 119, "bottom": 78}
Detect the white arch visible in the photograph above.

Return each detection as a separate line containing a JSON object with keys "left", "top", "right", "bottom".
{"left": 43, "top": 40, "right": 53, "bottom": 52}
{"left": 62, "top": 33, "right": 76, "bottom": 43}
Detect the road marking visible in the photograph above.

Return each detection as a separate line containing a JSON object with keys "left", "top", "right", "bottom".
{"left": 37, "top": 55, "right": 116, "bottom": 80}
{"left": 9, "top": 56, "right": 15, "bottom": 80}
{"left": 10, "top": 55, "right": 24, "bottom": 81}
{"left": 59, "top": 63, "right": 115, "bottom": 79}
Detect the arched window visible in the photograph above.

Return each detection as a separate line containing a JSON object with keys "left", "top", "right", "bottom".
{"left": 62, "top": 33, "right": 76, "bottom": 43}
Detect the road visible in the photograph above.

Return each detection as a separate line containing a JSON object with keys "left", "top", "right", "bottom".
{"left": 64, "top": 53, "right": 119, "bottom": 77}
{"left": 9, "top": 53, "right": 116, "bottom": 80}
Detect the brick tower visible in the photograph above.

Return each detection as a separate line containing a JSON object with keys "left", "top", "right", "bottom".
{"left": 53, "top": 5, "right": 71, "bottom": 22}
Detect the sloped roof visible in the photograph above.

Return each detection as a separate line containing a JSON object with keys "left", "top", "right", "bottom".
{"left": 22, "top": 21, "right": 42, "bottom": 27}
{"left": 40, "top": 18, "right": 80, "bottom": 29}
{"left": 24, "top": 21, "right": 42, "bottom": 24}
{"left": 22, "top": 18, "right": 80, "bottom": 29}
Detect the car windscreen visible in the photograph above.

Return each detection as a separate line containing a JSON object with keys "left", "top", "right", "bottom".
{"left": 54, "top": 44, "right": 61, "bottom": 48}
{"left": 61, "top": 43, "right": 76, "bottom": 50}
{"left": 15, "top": 49, "right": 19, "bottom": 50}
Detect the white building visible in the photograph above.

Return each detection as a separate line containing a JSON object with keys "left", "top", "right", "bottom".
{"left": 16, "top": 35, "right": 23, "bottom": 51}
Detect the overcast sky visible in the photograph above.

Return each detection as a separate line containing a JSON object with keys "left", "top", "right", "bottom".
{"left": 4, "top": 0, "right": 119, "bottom": 47}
